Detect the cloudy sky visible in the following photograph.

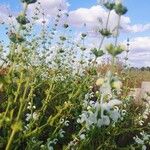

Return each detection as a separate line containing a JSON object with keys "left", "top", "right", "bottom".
{"left": 0, "top": 0, "right": 150, "bottom": 67}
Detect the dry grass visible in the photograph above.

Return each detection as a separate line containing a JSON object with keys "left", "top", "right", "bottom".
{"left": 97, "top": 60, "right": 150, "bottom": 89}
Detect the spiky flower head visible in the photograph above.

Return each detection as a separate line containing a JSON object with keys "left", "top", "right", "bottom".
{"left": 104, "top": 2, "right": 115, "bottom": 10}
{"left": 16, "top": 14, "right": 30, "bottom": 25}
{"left": 106, "top": 44, "right": 125, "bottom": 56}
{"left": 114, "top": 3, "right": 128, "bottom": 15}
{"left": 21, "top": 0, "right": 37, "bottom": 4}
{"left": 91, "top": 48, "right": 105, "bottom": 58}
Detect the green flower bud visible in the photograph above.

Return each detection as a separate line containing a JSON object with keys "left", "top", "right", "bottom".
{"left": 59, "top": 48, "right": 64, "bottom": 53}
{"left": 114, "top": 3, "right": 128, "bottom": 15}
{"left": 21, "top": 0, "right": 37, "bottom": 4}
{"left": 95, "top": 91, "right": 100, "bottom": 97}
{"left": 80, "top": 47, "right": 86, "bottom": 51}
{"left": 99, "top": 29, "right": 112, "bottom": 37}
{"left": 91, "top": 48, "right": 105, "bottom": 58}
{"left": 4, "top": 117, "right": 11, "bottom": 124}
{"left": 11, "top": 121, "right": 23, "bottom": 132}
{"left": 59, "top": 36, "right": 66, "bottom": 41}
{"left": 9, "top": 32, "right": 25, "bottom": 43}
{"left": 16, "top": 14, "right": 30, "bottom": 25}
{"left": 104, "top": 2, "right": 115, "bottom": 10}
{"left": 111, "top": 80, "right": 122, "bottom": 90}
{"left": 81, "top": 33, "right": 87, "bottom": 38}
{"left": 57, "top": 14, "right": 61, "bottom": 18}
{"left": 106, "top": 44, "right": 125, "bottom": 56}
{"left": 63, "top": 24, "right": 69, "bottom": 28}
{"left": 96, "top": 77, "right": 104, "bottom": 86}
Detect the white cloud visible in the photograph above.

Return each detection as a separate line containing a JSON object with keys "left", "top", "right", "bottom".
{"left": 0, "top": 5, "right": 16, "bottom": 24}
{"left": 1, "top": 1, "right": 150, "bottom": 34}
{"left": 28, "top": 0, "right": 69, "bottom": 24}
{"left": 127, "top": 37, "right": 150, "bottom": 67}
{"left": 123, "top": 24, "right": 150, "bottom": 33}
{"left": 67, "top": 5, "right": 150, "bottom": 34}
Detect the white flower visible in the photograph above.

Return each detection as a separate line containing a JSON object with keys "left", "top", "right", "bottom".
{"left": 59, "top": 118, "right": 65, "bottom": 124}
{"left": 100, "top": 82, "right": 112, "bottom": 97}
{"left": 95, "top": 102, "right": 102, "bottom": 110}
{"left": 110, "top": 109, "right": 121, "bottom": 122}
{"left": 25, "top": 112, "right": 38, "bottom": 121}
{"left": 108, "top": 99, "right": 122, "bottom": 107}
{"left": 33, "top": 105, "right": 36, "bottom": 109}
{"left": 64, "top": 120, "right": 69, "bottom": 126}
{"left": 101, "top": 115, "right": 110, "bottom": 126}
{"left": 52, "top": 138, "right": 58, "bottom": 144}
{"left": 96, "top": 77, "right": 104, "bottom": 86}
{"left": 88, "top": 112, "right": 97, "bottom": 124}
{"left": 40, "top": 145, "right": 44, "bottom": 148}
{"left": 87, "top": 106, "right": 92, "bottom": 110}
{"left": 77, "top": 112, "right": 88, "bottom": 124}
{"left": 142, "top": 145, "right": 147, "bottom": 150}
{"left": 48, "top": 146, "right": 53, "bottom": 150}
{"left": 121, "top": 110, "right": 126, "bottom": 116}
{"left": 80, "top": 134, "right": 85, "bottom": 140}
{"left": 97, "top": 119, "right": 102, "bottom": 127}
{"left": 134, "top": 136, "right": 144, "bottom": 145}
{"left": 101, "top": 103, "right": 111, "bottom": 111}
{"left": 112, "top": 80, "right": 122, "bottom": 90}
{"left": 139, "top": 120, "right": 144, "bottom": 126}
{"left": 59, "top": 129, "right": 65, "bottom": 138}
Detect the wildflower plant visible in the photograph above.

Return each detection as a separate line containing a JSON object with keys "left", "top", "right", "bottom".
{"left": 0, "top": 0, "right": 149, "bottom": 150}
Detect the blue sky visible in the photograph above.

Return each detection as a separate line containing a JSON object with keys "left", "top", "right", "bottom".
{"left": 1, "top": 0, "right": 150, "bottom": 24}
{"left": 0, "top": 0, "right": 150, "bottom": 67}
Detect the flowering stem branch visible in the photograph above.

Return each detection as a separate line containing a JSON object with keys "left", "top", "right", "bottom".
{"left": 5, "top": 129, "right": 16, "bottom": 150}
{"left": 114, "top": 15, "right": 121, "bottom": 46}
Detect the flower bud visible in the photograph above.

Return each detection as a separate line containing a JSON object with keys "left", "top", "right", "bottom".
{"left": 99, "top": 29, "right": 112, "bottom": 37}
{"left": 11, "top": 121, "right": 23, "bottom": 132}
{"left": 91, "top": 48, "right": 104, "bottom": 58}
{"left": 96, "top": 77, "right": 104, "bottom": 86}
{"left": 8, "top": 32, "right": 25, "bottom": 43}
{"left": 114, "top": 3, "right": 128, "bottom": 15}
{"left": 63, "top": 24, "right": 69, "bottom": 28}
{"left": 106, "top": 44, "right": 125, "bottom": 56}
{"left": 16, "top": 14, "right": 30, "bottom": 25}
{"left": 111, "top": 80, "right": 122, "bottom": 90}
{"left": 104, "top": 2, "right": 115, "bottom": 10}
{"left": 21, "top": 0, "right": 37, "bottom": 4}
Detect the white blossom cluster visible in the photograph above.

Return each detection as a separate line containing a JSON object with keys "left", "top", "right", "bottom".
{"left": 25, "top": 102, "right": 38, "bottom": 122}
{"left": 77, "top": 98, "right": 125, "bottom": 129}
{"left": 77, "top": 71, "right": 125, "bottom": 129}
{"left": 24, "top": 102, "right": 39, "bottom": 131}
{"left": 133, "top": 131, "right": 150, "bottom": 150}
{"left": 44, "top": 118, "right": 69, "bottom": 150}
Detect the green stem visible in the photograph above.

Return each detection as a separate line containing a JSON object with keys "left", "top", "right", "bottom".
{"left": 10, "top": 72, "right": 23, "bottom": 121}
{"left": 114, "top": 15, "right": 121, "bottom": 46}
{"left": 5, "top": 129, "right": 16, "bottom": 150}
